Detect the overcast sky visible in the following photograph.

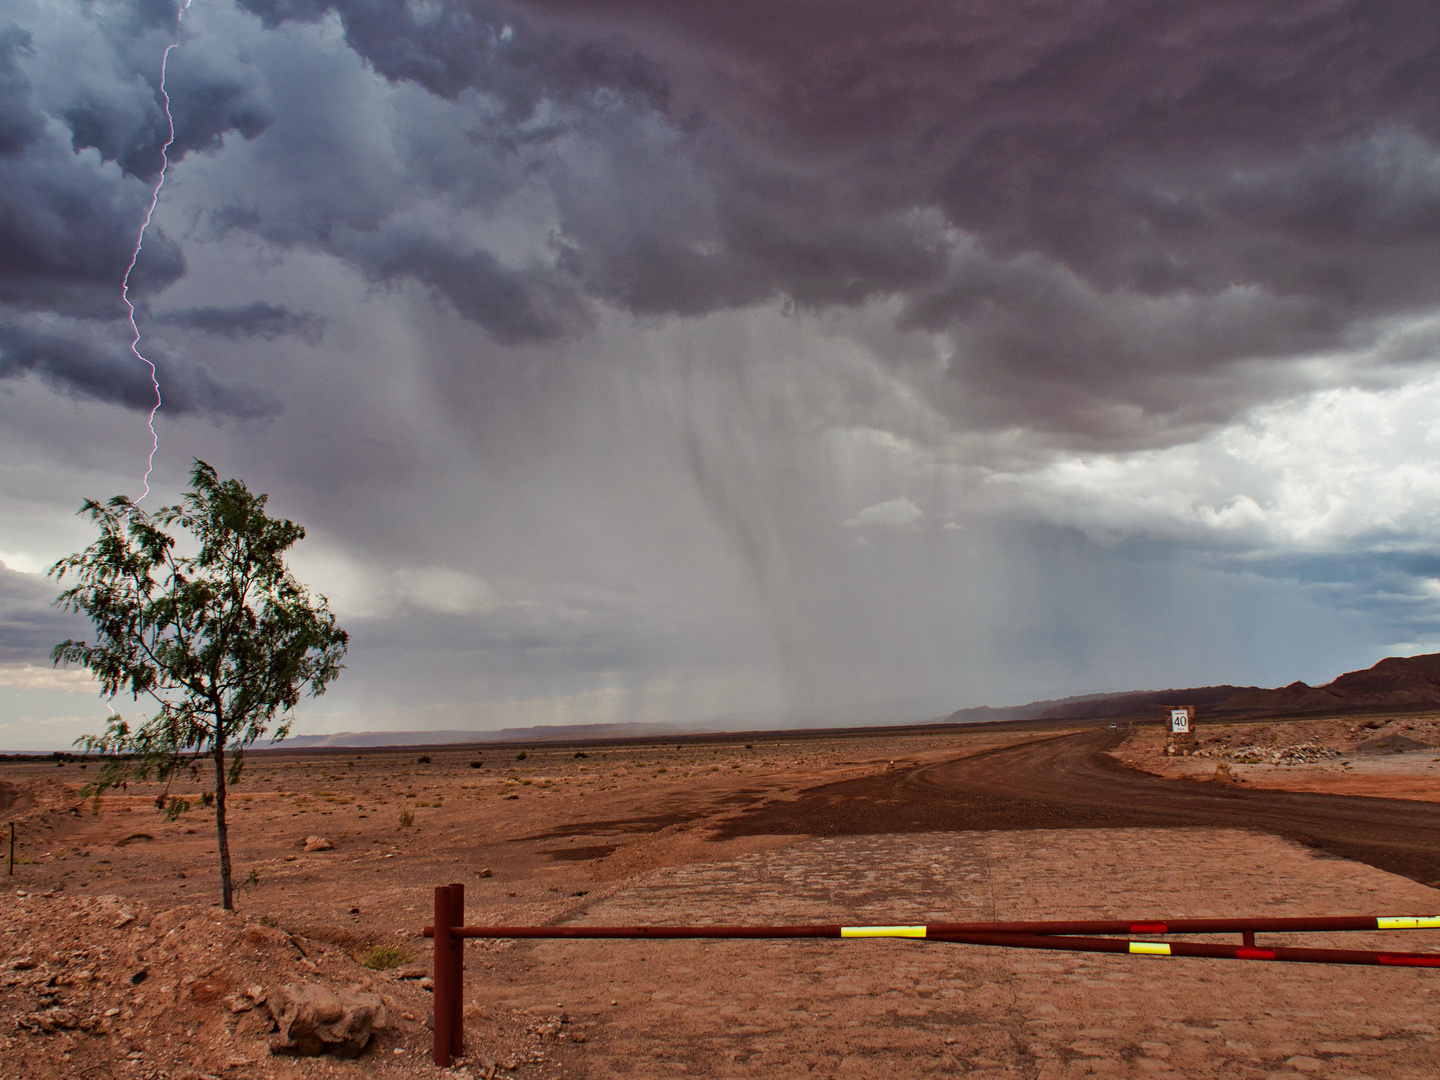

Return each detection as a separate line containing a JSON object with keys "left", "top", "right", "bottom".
{"left": 1, "top": 0, "right": 1438, "bottom": 749}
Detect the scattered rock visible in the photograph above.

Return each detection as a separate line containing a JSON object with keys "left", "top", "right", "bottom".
{"left": 1206, "top": 742, "right": 1343, "bottom": 766}
{"left": 476, "top": 868, "right": 493, "bottom": 878}
{"left": 267, "top": 980, "right": 387, "bottom": 1058}
{"left": 303, "top": 836, "right": 335, "bottom": 852}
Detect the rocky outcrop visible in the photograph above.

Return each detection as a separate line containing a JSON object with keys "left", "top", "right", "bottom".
{"left": 267, "top": 981, "right": 387, "bottom": 1058}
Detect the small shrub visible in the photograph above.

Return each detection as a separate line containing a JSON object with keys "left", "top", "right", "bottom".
{"left": 398, "top": 809, "right": 415, "bottom": 828}
{"left": 516, "top": 751, "right": 528, "bottom": 761}
{"left": 201, "top": 791, "right": 214, "bottom": 806}
{"left": 469, "top": 760, "right": 483, "bottom": 768}
{"left": 574, "top": 752, "right": 587, "bottom": 759}
{"left": 358, "top": 944, "right": 411, "bottom": 971}
{"left": 417, "top": 755, "right": 431, "bottom": 764}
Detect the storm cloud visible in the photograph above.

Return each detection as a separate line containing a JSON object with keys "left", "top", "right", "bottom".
{"left": 8, "top": 0, "right": 1432, "bottom": 435}
{"left": 1, "top": 0, "right": 1437, "bottom": 746}
{"left": 0, "top": 312, "right": 281, "bottom": 416}
{"left": 155, "top": 301, "right": 326, "bottom": 343}
{"left": 179, "top": 0, "right": 1434, "bottom": 447}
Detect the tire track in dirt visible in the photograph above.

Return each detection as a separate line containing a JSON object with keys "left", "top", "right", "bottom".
{"left": 711, "top": 729, "right": 1440, "bottom": 887}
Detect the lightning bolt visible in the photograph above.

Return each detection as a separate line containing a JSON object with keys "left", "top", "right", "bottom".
{"left": 120, "top": 0, "right": 194, "bottom": 503}
{"left": 103, "top": 0, "right": 195, "bottom": 731}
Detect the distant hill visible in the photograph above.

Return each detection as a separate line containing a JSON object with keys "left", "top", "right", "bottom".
{"left": 281, "top": 722, "right": 718, "bottom": 749}
{"left": 280, "top": 652, "right": 1440, "bottom": 751}
{"left": 944, "top": 652, "right": 1440, "bottom": 726}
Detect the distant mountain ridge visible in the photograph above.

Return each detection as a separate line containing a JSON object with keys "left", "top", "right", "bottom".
{"left": 944, "top": 651, "right": 1440, "bottom": 726}
{"left": 279, "top": 652, "right": 1440, "bottom": 750}
{"left": 281, "top": 722, "right": 719, "bottom": 749}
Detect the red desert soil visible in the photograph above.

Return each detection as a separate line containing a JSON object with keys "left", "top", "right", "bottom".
{"left": 1, "top": 722, "right": 1437, "bottom": 1079}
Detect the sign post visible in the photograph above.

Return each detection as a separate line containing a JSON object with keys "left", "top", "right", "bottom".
{"left": 1166, "top": 705, "right": 1196, "bottom": 754}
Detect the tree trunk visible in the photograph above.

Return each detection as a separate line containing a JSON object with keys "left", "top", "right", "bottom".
{"left": 213, "top": 740, "right": 234, "bottom": 911}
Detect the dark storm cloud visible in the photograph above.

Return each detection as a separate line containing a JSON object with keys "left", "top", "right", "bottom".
{"left": 0, "top": 17, "right": 185, "bottom": 320}
{"left": 60, "top": 0, "right": 274, "bottom": 180}
{"left": 510, "top": 0, "right": 1438, "bottom": 287}
{"left": 339, "top": 231, "right": 594, "bottom": 344}
{"left": 221, "top": 0, "right": 1439, "bottom": 443}
{"left": 0, "top": 0, "right": 281, "bottom": 408}
{"left": 0, "top": 565, "right": 86, "bottom": 666}
{"left": 0, "top": 314, "right": 282, "bottom": 418}
{"left": 232, "top": 0, "right": 949, "bottom": 317}
{"left": 0, "top": 25, "right": 45, "bottom": 157}
{"left": 237, "top": 0, "right": 666, "bottom": 110}
{"left": 155, "top": 301, "right": 326, "bottom": 343}
{"left": 508, "top": 0, "right": 1439, "bottom": 439}
{"left": 5, "top": 0, "right": 1438, "bottom": 438}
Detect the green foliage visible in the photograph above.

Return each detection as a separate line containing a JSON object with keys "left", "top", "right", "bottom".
{"left": 49, "top": 460, "right": 348, "bottom": 909}
{"left": 357, "top": 944, "right": 411, "bottom": 970}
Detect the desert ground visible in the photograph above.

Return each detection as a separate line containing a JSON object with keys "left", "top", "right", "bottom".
{"left": 1114, "top": 715, "right": 1440, "bottom": 801}
{"left": 0, "top": 718, "right": 1437, "bottom": 1080}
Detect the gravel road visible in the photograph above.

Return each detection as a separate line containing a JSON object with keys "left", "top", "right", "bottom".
{"left": 714, "top": 729, "right": 1440, "bottom": 886}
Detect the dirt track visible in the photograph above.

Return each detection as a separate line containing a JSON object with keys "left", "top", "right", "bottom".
{"left": 714, "top": 729, "right": 1440, "bottom": 887}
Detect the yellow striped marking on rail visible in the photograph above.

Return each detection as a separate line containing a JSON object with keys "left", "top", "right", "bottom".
{"left": 1128, "top": 942, "right": 1172, "bottom": 956}
{"left": 1378, "top": 917, "right": 1440, "bottom": 930}
{"left": 840, "top": 925, "right": 927, "bottom": 939}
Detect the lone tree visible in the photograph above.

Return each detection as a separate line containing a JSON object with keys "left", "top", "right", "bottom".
{"left": 51, "top": 460, "right": 348, "bottom": 910}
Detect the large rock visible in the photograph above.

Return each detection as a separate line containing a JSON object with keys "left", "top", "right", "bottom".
{"left": 267, "top": 981, "right": 387, "bottom": 1058}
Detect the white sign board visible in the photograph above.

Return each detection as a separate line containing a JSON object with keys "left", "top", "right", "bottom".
{"left": 1170, "top": 708, "right": 1190, "bottom": 733}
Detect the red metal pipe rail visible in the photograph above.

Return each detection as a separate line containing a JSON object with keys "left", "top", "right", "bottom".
{"left": 422, "top": 891, "right": 1440, "bottom": 1067}
{"left": 926, "top": 932, "right": 1440, "bottom": 967}
{"left": 432, "top": 883, "right": 465, "bottom": 1065}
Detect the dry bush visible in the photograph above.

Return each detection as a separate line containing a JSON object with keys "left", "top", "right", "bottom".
{"left": 357, "top": 943, "right": 411, "bottom": 970}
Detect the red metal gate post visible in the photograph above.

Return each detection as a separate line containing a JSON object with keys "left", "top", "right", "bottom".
{"left": 449, "top": 882, "right": 465, "bottom": 1059}
{"left": 433, "top": 885, "right": 454, "bottom": 1066}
